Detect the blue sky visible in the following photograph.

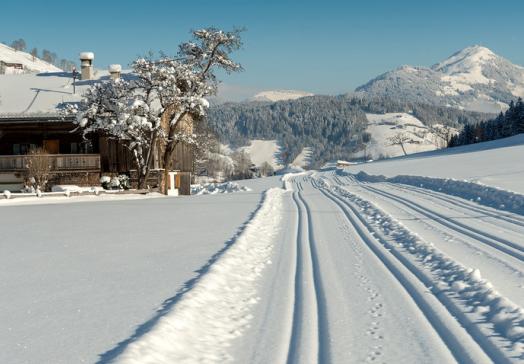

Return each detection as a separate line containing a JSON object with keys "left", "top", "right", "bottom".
{"left": 1, "top": 0, "right": 523, "bottom": 96}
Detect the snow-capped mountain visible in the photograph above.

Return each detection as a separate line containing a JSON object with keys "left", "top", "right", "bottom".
{"left": 250, "top": 90, "right": 314, "bottom": 102}
{"left": 356, "top": 45, "right": 524, "bottom": 113}
{"left": 0, "top": 42, "right": 62, "bottom": 73}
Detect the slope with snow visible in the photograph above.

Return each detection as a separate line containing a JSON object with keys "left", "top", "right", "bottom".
{"left": 250, "top": 90, "right": 314, "bottom": 102}
{"left": 240, "top": 139, "right": 284, "bottom": 169}
{"left": 345, "top": 134, "right": 524, "bottom": 194}
{"left": 291, "top": 147, "right": 313, "bottom": 168}
{"left": 0, "top": 43, "right": 62, "bottom": 73}
{"left": 356, "top": 113, "right": 451, "bottom": 159}
{"left": 356, "top": 45, "right": 524, "bottom": 113}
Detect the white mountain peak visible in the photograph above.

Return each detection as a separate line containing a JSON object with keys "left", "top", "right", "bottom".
{"left": 432, "top": 45, "right": 497, "bottom": 73}
{"left": 251, "top": 90, "right": 314, "bottom": 102}
{"left": 356, "top": 45, "right": 524, "bottom": 113}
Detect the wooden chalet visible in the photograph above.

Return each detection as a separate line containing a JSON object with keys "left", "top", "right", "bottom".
{"left": 0, "top": 53, "right": 193, "bottom": 194}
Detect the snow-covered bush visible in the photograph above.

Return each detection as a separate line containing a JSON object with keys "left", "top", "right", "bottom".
{"left": 24, "top": 149, "right": 52, "bottom": 191}
{"left": 118, "top": 174, "right": 130, "bottom": 190}
{"left": 191, "top": 181, "right": 250, "bottom": 195}
{"left": 110, "top": 177, "right": 120, "bottom": 190}
{"left": 100, "top": 176, "right": 111, "bottom": 190}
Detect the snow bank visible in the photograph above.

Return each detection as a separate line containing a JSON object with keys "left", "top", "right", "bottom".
{"left": 191, "top": 181, "right": 251, "bottom": 195}
{"left": 51, "top": 185, "right": 104, "bottom": 194}
{"left": 112, "top": 188, "right": 285, "bottom": 363}
{"left": 347, "top": 171, "right": 524, "bottom": 216}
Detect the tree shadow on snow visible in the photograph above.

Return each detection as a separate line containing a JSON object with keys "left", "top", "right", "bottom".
{"left": 95, "top": 190, "right": 268, "bottom": 364}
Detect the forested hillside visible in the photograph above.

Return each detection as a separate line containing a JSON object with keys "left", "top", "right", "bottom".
{"left": 207, "top": 95, "right": 492, "bottom": 167}
{"left": 449, "top": 98, "right": 524, "bottom": 147}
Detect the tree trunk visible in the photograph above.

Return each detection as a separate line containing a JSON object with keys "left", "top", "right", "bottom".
{"left": 162, "top": 152, "right": 171, "bottom": 195}
{"left": 140, "top": 133, "right": 157, "bottom": 190}
{"left": 400, "top": 142, "right": 407, "bottom": 156}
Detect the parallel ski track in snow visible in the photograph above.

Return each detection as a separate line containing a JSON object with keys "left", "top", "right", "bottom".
{"left": 333, "top": 173, "right": 524, "bottom": 264}
{"left": 308, "top": 176, "right": 499, "bottom": 363}
{"left": 382, "top": 182, "right": 524, "bottom": 229}
{"left": 285, "top": 179, "right": 330, "bottom": 364}
{"left": 356, "top": 182, "right": 524, "bottom": 263}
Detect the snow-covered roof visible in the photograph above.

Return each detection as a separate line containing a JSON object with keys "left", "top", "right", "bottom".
{"left": 0, "top": 69, "right": 130, "bottom": 116}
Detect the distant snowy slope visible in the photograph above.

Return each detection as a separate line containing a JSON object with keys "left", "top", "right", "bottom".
{"left": 356, "top": 45, "right": 524, "bottom": 113}
{"left": 0, "top": 43, "right": 62, "bottom": 73}
{"left": 250, "top": 90, "right": 314, "bottom": 102}
{"left": 357, "top": 113, "right": 453, "bottom": 159}
{"left": 346, "top": 133, "right": 524, "bottom": 194}
{"left": 291, "top": 147, "right": 312, "bottom": 168}
{"left": 240, "top": 140, "right": 283, "bottom": 169}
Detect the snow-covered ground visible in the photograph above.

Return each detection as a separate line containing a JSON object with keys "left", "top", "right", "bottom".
{"left": 346, "top": 133, "right": 524, "bottom": 194}
{"left": 291, "top": 147, "right": 312, "bottom": 168}
{"left": 3, "top": 135, "right": 524, "bottom": 363}
{"left": 357, "top": 113, "right": 450, "bottom": 160}
{"left": 0, "top": 177, "right": 281, "bottom": 364}
{"left": 239, "top": 139, "right": 283, "bottom": 170}
{"left": 0, "top": 42, "right": 62, "bottom": 74}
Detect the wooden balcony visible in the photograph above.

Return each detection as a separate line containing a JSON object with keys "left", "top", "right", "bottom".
{"left": 0, "top": 154, "right": 101, "bottom": 172}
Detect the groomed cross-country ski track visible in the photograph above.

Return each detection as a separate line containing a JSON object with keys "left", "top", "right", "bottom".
{"left": 109, "top": 169, "right": 523, "bottom": 364}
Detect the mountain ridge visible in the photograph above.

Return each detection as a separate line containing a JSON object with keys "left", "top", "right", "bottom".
{"left": 355, "top": 45, "right": 524, "bottom": 113}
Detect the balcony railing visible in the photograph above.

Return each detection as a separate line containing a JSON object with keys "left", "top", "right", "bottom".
{"left": 0, "top": 154, "right": 101, "bottom": 172}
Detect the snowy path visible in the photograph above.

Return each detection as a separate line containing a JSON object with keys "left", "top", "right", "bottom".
{"left": 237, "top": 171, "right": 523, "bottom": 363}
{"left": 335, "top": 173, "right": 524, "bottom": 305}
{"left": 100, "top": 171, "right": 523, "bottom": 363}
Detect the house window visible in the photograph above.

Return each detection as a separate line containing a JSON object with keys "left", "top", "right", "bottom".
{"left": 13, "top": 144, "right": 37, "bottom": 155}
{"left": 70, "top": 142, "right": 79, "bottom": 154}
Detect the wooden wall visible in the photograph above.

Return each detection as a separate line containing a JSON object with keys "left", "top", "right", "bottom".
{"left": 99, "top": 137, "right": 134, "bottom": 173}
{"left": 172, "top": 142, "right": 193, "bottom": 172}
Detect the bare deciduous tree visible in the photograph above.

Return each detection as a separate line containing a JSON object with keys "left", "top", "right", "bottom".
{"left": 232, "top": 150, "right": 252, "bottom": 180}
{"left": 429, "top": 125, "right": 456, "bottom": 148}
{"left": 387, "top": 132, "right": 416, "bottom": 156}
{"left": 30, "top": 47, "right": 38, "bottom": 61}
{"left": 10, "top": 38, "right": 26, "bottom": 51}
{"left": 259, "top": 161, "right": 274, "bottom": 177}
{"left": 24, "top": 148, "right": 53, "bottom": 192}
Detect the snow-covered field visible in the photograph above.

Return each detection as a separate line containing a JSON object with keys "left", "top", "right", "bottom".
{"left": 2, "top": 135, "right": 524, "bottom": 363}
{"left": 347, "top": 133, "right": 524, "bottom": 194}
{"left": 239, "top": 139, "right": 283, "bottom": 170}
{"left": 0, "top": 177, "right": 281, "bottom": 364}
{"left": 359, "top": 113, "right": 449, "bottom": 159}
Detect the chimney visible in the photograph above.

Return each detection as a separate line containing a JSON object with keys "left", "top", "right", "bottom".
{"left": 108, "top": 64, "right": 122, "bottom": 80}
{"left": 79, "top": 52, "right": 94, "bottom": 80}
